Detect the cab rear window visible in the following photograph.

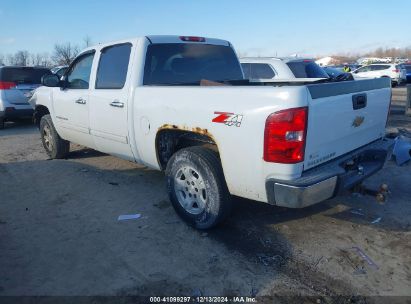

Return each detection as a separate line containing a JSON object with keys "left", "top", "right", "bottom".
{"left": 0, "top": 67, "right": 52, "bottom": 84}
{"left": 286, "top": 61, "right": 329, "bottom": 78}
{"left": 143, "top": 43, "right": 244, "bottom": 85}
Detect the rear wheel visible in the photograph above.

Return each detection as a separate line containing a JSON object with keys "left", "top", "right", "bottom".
{"left": 392, "top": 81, "right": 398, "bottom": 88}
{"left": 166, "top": 146, "right": 232, "bottom": 229}
{"left": 0, "top": 118, "right": 4, "bottom": 130}
{"left": 40, "top": 114, "right": 70, "bottom": 159}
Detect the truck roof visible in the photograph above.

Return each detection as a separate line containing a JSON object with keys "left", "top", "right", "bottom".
{"left": 146, "top": 35, "right": 230, "bottom": 46}
{"left": 81, "top": 35, "right": 231, "bottom": 54}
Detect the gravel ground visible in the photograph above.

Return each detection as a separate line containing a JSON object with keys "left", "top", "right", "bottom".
{"left": 0, "top": 88, "right": 410, "bottom": 302}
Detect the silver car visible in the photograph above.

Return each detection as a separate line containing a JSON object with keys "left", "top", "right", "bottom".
{"left": 0, "top": 66, "right": 51, "bottom": 129}
{"left": 240, "top": 57, "right": 329, "bottom": 82}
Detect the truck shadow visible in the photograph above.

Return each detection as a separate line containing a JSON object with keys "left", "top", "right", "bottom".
{"left": 67, "top": 147, "right": 106, "bottom": 159}
{"left": 1, "top": 157, "right": 408, "bottom": 296}
{"left": 0, "top": 158, "right": 356, "bottom": 297}
{"left": 225, "top": 191, "right": 410, "bottom": 235}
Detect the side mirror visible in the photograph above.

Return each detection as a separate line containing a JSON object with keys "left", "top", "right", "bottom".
{"left": 41, "top": 74, "right": 60, "bottom": 87}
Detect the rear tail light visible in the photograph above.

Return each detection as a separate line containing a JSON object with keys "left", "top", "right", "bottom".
{"left": 264, "top": 107, "right": 308, "bottom": 163}
{"left": 0, "top": 81, "right": 16, "bottom": 90}
{"left": 179, "top": 36, "right": 205, "bottom": 42}
{"left": 392, "top": 69, "right": 399, "bottom": 73}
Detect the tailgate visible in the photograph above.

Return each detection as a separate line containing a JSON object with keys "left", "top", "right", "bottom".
{"left": 304, "top": 78, "right": 391, "bottom": 170}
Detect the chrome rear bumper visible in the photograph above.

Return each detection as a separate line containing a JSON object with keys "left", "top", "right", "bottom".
{"left": 265, "top": 138, "right": 394, "bottom": 208}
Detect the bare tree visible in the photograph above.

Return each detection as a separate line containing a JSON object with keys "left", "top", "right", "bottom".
{"left": 6, "top": 54, "right": 15, "bottom": 65}
{"left": 14, "top": 50, "right": 30, "bottom": 66}
{"left": 41, "top": 52, "right": 52, "bottom": 67}
{"left": 52, "top": 42, "right": 79, "bottom": 65}
{"left": 28, "top": 52, "right": 51, "bottom": 67}
{"left": 30, "top": 53, "right": 42, "bottom": 66}
{"left": 83, "top": 35, "right": 92, "bottom": 48}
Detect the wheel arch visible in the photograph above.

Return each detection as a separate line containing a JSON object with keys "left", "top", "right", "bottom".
{"left": 33, "top": 105, "right": 50, "bottom": 128}
{"left": 155, "top": 125, "right": 220, "bottom": 171}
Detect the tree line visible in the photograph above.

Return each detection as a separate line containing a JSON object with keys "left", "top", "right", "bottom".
{"left": 0, "top": 36, "right": 92, "bottom": 67}
{"left": 365, "top": 47, "right": 411, "bottom": 59}
{"left": 1, "top": 38, "right": 410, "bottom": 68}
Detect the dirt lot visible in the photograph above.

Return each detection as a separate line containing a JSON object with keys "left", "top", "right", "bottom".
{"left": 0, "top": 88, "right": 410, "bottom": 302}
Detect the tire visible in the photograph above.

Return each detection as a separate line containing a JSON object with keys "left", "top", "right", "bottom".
{"left": 39, "top": 114, "right": 70, "bottom": 159}
{"left": 0, "top": 118, "right": 4, "bottom": 130}
{"left": 166, "top": 146, "right": 232, "bottom": 229}
{"left": 392, "top": 81, "right": 398, "bottom": 88}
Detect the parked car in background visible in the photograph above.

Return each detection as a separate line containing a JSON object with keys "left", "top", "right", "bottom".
{"left": 240, "top": 57, "right": 329, "bottom": 82}
{"left": 352, "top": 64, "right": 406, "bottom": 87}
{"left": 0, "top": 66, "right": 51, "bottom": 129}
{"left": 51, "top": 65, "right": 68, "bottom": 78}
{"left": 322, "top": 66, "right": 354, "bottom": 81}
{"left": 399, "top": 64, "right": 411, "bottom": 83}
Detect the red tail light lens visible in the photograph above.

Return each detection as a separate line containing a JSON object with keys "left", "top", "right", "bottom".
{"left": 0, "top": 81, "right": 16, "bottom": 90}
{"left": 392, "top": 69, "right": 399, "bottom": 73}
{"left": 264, "top": 107, "right": 308, "bottom": 163}
{"left": 179, "top": 36, "right": 205, "bottom": 42}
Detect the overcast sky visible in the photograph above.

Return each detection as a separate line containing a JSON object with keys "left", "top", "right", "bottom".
{"left": 1, "top": 0, "right": 410, "bottom": 57}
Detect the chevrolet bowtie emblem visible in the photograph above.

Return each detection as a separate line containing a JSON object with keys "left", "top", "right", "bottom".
{"left": 352, "top": 116, "right": 365, "bottom": 127}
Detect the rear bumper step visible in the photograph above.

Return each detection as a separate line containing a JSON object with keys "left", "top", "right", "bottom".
{"left": 266, "top": 138, "right": 394, "bottom": 208}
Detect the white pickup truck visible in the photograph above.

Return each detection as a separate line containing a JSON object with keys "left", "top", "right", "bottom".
{"left": 31, "top": 35, "right": 393, "bottom": 229}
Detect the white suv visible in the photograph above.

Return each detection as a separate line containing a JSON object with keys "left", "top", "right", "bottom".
{"left": 352, "top": 64, "right": 407, "bottom": 87}
{"left": 240, "top": 57, "right": 328, "bottom": 82}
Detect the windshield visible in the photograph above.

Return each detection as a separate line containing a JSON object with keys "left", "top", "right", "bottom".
{"left": 0, "top": 67, "right": 52, "bottom": 84}
{"left": 143, "top": 43, "right": 244, "bottom": 85}
{"left": 287, "top": 60, "right": 329, "bottom": 78}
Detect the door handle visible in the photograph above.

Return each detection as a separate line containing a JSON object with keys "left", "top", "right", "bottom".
{"left": 75, "top": 98, "right": 86, "bottom": 105}
{"left": 110, "top": 100, "right": 124, "bottom": 108}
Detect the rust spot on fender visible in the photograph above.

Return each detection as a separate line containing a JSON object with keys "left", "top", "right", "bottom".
{"left": 158, "top": 124, "right": 215, "bottom": 141}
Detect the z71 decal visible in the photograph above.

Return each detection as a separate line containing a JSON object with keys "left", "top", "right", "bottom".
{"left": 212, "top": 112, "right": 243, "bottom": 127}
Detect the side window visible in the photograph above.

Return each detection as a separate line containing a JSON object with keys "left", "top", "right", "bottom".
{"left": 372, "top": 65, "right": 389, "bottom": 71}
{"left": 66, "top": 52, "right": 95, "bottom": 89}
{"left": 95, "top": 43, "right": 132, "bottom": 89}
{"left": 357, "top": 66, "right": 370, "bottom": 73}
{"left": 250, "top": 63, "right": 275, "bottom": 79}
{"left": 241, "top": 63, "right": 251, "bottom": 78}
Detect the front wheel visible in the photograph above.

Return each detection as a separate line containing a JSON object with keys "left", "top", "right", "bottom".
{"left": 40, "top": 114, "right": 70, "bottom": 159}
{"left": 166, "top": 146, "right": 232, "bottom": 229}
